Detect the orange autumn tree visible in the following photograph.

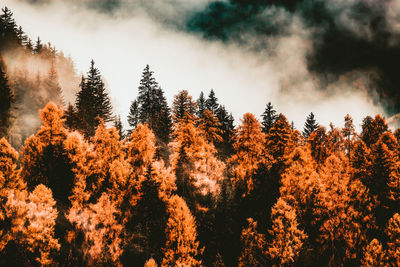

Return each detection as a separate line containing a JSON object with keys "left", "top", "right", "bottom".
{"left": 162, "top": 195, "right": 202, "bottom": 266}
{"left": 268, "top": 197, "right": 307, "bottom": 266}
{"left": 171, "top": 118, "right": 225, "bottom": 208}
{"left": 361, "top": 239, "right": 386, "bottom": 267}
{"left": 229, "top": 113, "right": 269, "bottom": 196}
{"left": 20, "top": 102, "right": 75, "bottom": 204}
{"left": 238, "top": 218, "right": 267, "bottom": 267}
{"left": 386, "top": 213, "right": 400, "bottom": 265}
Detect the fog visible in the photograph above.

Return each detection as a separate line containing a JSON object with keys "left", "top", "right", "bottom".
{"left": 4, "top": 0, "right": 385, "bottom": 130}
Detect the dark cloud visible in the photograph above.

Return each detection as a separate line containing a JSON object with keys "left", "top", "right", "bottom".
{"left": 186, "top": 0, "right": 400, "bottom": 115}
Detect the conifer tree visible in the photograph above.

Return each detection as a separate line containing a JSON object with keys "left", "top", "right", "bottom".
{"left": 0, "top": 7, "right": 18, "bottom": 49}
{"left": 127, "top": 99, "right": 139, "bottom": 132}
{"left": 197, "top": 91, "right": 206, "bottom": 118}
{"left": 343, "top": 114, "right": 355, "bottom": 158}
{"left": 0, "top": 58, "right": 13, "bottom": 137}
{"left": 21, "top": 102, "right": 75, "bottom": 204}
{"left": 34, "top": 36, "right": 43, "bottom": 54}
{"left": 215, "top": 105, "right": 235, "bottom": 157}
{"left": 162, "top": 195, "right": 202, "bottom": 266}
{"left": 268, "top": 198, "right": 306, "bottom": 266}
{"left": 361, "top": 239, "right": 386, "bottom": 267}
{"left": 113, "top": 115, "right": 123, "bottom": 139}
{"left": 75, "top": 60, "right": 113, "bottom": 137}
{"left": 303, "top": 112, "right": 318, "bottom": 139}
{"left": 386, "top": 213, "right": 400, "bottom": 265}
{"left": 238, "top": 218, "right": 267, "bottom": 267}
{"left": 229, "top": 113, "right": 268, "bottom": 196}
{"left": 43, "top": 61, "right": 64, "bottom": 107}
{"left": 205, "top": 89, "right": 219, "bottom": 114}
{"left": 198, "top": 109, "right": 223, "bottom": 145}
{"left": 261, "top": 102, "right": 277, "bottom": 134}
{"left": 172, "top": 90, "right": 197, "bottom": 123}
{"left": 361, "top": 115, "right": 389, "bottom": 147}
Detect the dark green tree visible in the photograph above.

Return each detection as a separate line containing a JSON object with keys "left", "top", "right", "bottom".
{"left": 0, "top": 7, "right": 18, "bottom": 50}
{"left": 0, "top": 57, "right": 13, "bottom": 137}
{"left": 43, "top": 61, "right": 64, "bottom": 107}
{"left": 261, "top": 102, "right": 277, "bottom": 134}
{"left": 215, "top": 105, "right": 235, "bottom": 157}
{"left": 197, "top": 91, "right": 206, "bottom": 118}
{"left": 75, "top": 60, "right": 113, "bottom": 137}
{"left": 127, "top": 99, "right": 139, "bottom": 133}
{"left": 205, "top": 89, "right": 219, "bottom": 114}
{"left": 34, "top": 36, "right": 43, "bottom": 54}
{"left": 303, "top": 112, "right": 318, "bottom": 139}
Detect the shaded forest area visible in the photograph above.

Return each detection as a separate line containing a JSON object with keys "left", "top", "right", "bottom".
{"left": 1, "top": 6, "right": 400, "bottom": 267}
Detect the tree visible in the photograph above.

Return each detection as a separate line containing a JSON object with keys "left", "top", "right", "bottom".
{"left": 205, "top": 89, "right": 219, "bottom": 114}
{"left": 21, "top": 102, "right": 75, "bottom": 204}
{"left": 361, "top": 115, "right": 388, "bottom": 147}
{"left": 0, "top": 7, "right": 18, "bottom": 49}
{"left": 361, "top": 239, "right": 386, "bottom": 267}
{"left": 172, "top": 90, "right": 197, "bottom": 124}
{"left": 162, "top": 195, "right": 202, "bottom": 266}
{"left": 127, "top": 99, "right": 139, "bottom": 132}
{"left": 34, "top": 36, "right": 43, "bottom": 53}
{"left": 25, "top": 184, "right": 60, "bottom": 266}
{"left": 43, "top": 61, "right": 64, "bottom": 107}
{"left": 265, "top": 113, "right": 294, "bottom": 165}
{"left": 197, "top": 91, "right": 206, "bottom": 118}
{"left": 0, "top": 57, "right": 13, "bottom": 137}
{"left": 342, "top": 114, "right": 355, "bottom": 159}
{"left": 215, "top": 105, "right": 235, "bottom": 157}
{"left": 303, "top": 112, "right": 318, "bottom": 139}
{"left": 261, "top": 102, "right": 277, "bottom": 134}
{"left": 113, "top": 115, "right": 123, "bottom": 139}
{"left": 75, "top": 60, "right": 113, "bottom": 137}
{"left": 268, "top": 198, "right": 307, "bottom": 266}
{"left": 198, "top": 109, "right": 222, "bottom": 145}
{"left": 238, "top": 218, "right": 267, "bottom": 267}
{"left": 386, "top": 213, "right": 400, "bottom": 265}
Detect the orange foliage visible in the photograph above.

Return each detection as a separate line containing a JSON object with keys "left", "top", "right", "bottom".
{"left": 162, "top": 195, "right": 202, "bottom": 266}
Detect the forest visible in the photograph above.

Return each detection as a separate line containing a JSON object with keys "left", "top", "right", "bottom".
{"left": 1, "top": 5, "right": 400, "bottom": 267}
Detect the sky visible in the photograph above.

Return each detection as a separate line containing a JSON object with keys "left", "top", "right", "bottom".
{"left": 3, "top": 0, "right": 390, "bottom": 130}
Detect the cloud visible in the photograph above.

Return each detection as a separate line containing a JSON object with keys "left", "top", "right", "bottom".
{"left": 4, "top": 0, "right": 387, "bottom": 131}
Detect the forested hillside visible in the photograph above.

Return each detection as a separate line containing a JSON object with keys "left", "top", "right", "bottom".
{"left": 1, "top": 6, "right": 400, "bottom": 267}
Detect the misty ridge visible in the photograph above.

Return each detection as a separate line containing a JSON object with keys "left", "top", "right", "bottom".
{"left": 3, "top": 1, "right": 400, "bottom": 267}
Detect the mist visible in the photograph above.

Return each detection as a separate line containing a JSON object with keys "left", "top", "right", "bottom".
{"left": 3, "top": 0, "right": 386, "bottom": 130}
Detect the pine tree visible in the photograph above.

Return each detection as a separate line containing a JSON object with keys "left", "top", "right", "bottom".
{"left": 43, "top": 61, "right": 64, "bottom": 107}
{"left": 268, "top": 198, "right": 307, "bottom": 266}
{"left": 261, "top": 102, "right": 277, "bottom": 134}
{"left": 0, "top": 58, "right": 13, "bottom": 137}
{"left": 162, "top": 195, "right": 202, "bottom": 266}
{"left": 229, "top": 113, "right": 268, "bottom": 196}
{"left": 303, "top": 112, "right": 319, "bottom": 139}
{"left": 215, "top": 105, "right": 235, "bottom": 157}
{"left": 34, "top": 36, "right": 43, "bottom": 54}
{"left": 21, "top": 102, "right": 75, "bottom": 204}
{"left": 0, "top": 7, "right": 18, "bottom": 49}
{"left": 75, "top": 60, "right": 113, "bottom": 137}
{"left": 113, "top": 115, "right": 123, "bottom": 139}
{"left": 205, "top": 89, "right": 219, "bottom": 114}
{"left": 133, "top": 65, "right": 171, "bottom": 145}
{"left": 197, "top": 91, "right": 206, "bottom": 118}
{"left": 343, "top": 114, "right": 355, "bottom": 158}
{"left": 361, "top": 239, "right": 386, "bottom": 267}
{"left": 127, "top": 99, "right": 139, "bottom": 132}
{"left": 238, "top": 218, "right": 267, "bottom": 267}
{"left": 172, "top": 90, "right": 197, "bottom": 124}
{"left": 386, "top": 213, "right": 400, "bottom": 265}
{"left": 361, "top": 115, "right": 389, "bottom": 147}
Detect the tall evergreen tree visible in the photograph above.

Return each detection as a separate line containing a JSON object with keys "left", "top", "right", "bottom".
{"left": 303, "top": 112, "right": 318, "bottom": 139}
{"left": 0, "top": 7, "right": 18, "bottom": 49}
{"left": 215, "top": 105, "right": 235, "bottom": 157}
{"left": 43, "top": 61, "right": 64, "bottom": 107}
{"left": 127, "top": 99, "right": 139, "bottom": 132}
{"left": 172, "top": 90, "right": 197, "bottom": 123}
{"left": 134, "top": 65, "right": 171, "bottom": 144}
{"left": 34, "top": 36, "right": 43, "bottom": 54}
{"left": 75, "top": 60, "right": 113, "bottom": 137}
{"left": 197, "top": 91, "right": 206, "bottom": 118}
{"left": 205, "top": 89, "right": 219, "bottom": 114}
{"left": 261, "top": 102, "right": 277, "bottom": 134}
{"left": 0, "top": 57, "right": 13, "bottom": 138}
